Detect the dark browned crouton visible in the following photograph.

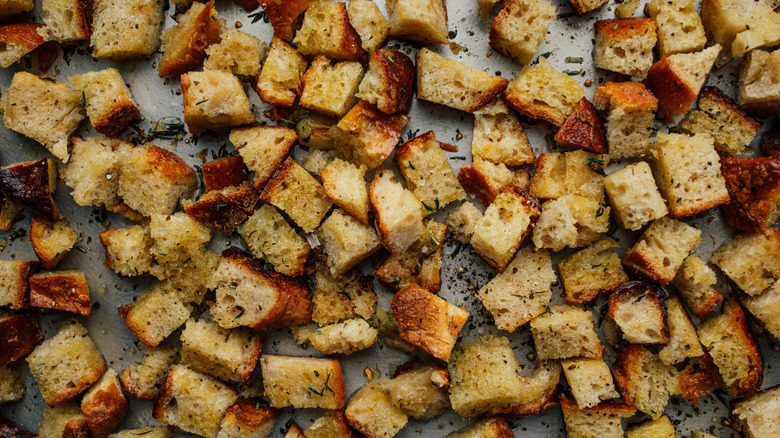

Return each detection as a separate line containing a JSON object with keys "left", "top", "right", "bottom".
{"left": 720, "top": 156, "right": 780, "bottom": 233}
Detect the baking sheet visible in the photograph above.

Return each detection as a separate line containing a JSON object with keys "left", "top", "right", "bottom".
{"left": 1, "top": 0, "right": 778, "bottom": 435}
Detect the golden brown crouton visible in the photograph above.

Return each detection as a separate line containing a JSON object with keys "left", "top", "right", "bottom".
{"left": 504, "top": 58, "right": 585, "bottom": 126}
{"left": 623, "top": 217, "right": 702, "bottom": 285}
{"left": 446, "top": 201, "right": 483, "bottom": 244}
{"left": 238, "top": 204, "right": 310, "bottom": 277}
{"left": 38, "top": 402, "right": 90, "bottom": 438}
{"left": 218, "top": 399, "right": 279, "bottom": 438}
{"left": 562, "top": 358, "right": 620, "bottom": 409}
{"left": 369, "top": 168, "right": 425, "bottom": 255}
{"left": 387, "top": 0, "right": 448, "bottom": 45}
{"left": 594, "top": 18, "right": 657, "bottom": 79}
{"left": 260, "top": 354, "right": 346, "bottom": 409}
{"left": 532, "top": 195, "right": 610, "bottom": 252}
{"left": 701, "top": 0, "right": 780, "bottom": 65}
{"left": 0, "top": 312, "right": 42, "bottom": 366}
{"left": 626, "top": 415, "right": 676, "bottom": 438}
{"left": 384, "top": 361, "right": 450, "bottom": 420}
{"left": 472, "top": 98, "right": 535, "bottom": 166}
{"left": 320, "top": 158, "right": 369, "bottom": 224}
{"left": 658, "top": 296, "right": 704, "bottom": 366}
{"left": 29, "top": 217, "right": 77, "bottom": 270}
{"left": 555, "top": 98, "right": 608, "bottom": 154}
{"left": 80, "top": 369, "right": 128, "bottom": 438}
{"left": 90, "top": 0, "right": 164, "bottom": 60}
{"left": 732, "top": 385, "right": 780, "bottom": 438}
{"left": 295, "top": 318, "right": 378, "bottom": 355}
{"left": 29, "top": 270, "right": 90, "bottom": 316}
{"left": 558, "top": 238, "right": 628, "bottom": 304}
{"left": 738, "top": 48, "right": 780, "bottom": 116}
{"left": 0, "top": 158, "right": 59, "bottom": 221}
{"left": 0, "top": 0, "right": 32, "bottom": 18}
{"left": 330, "top": 100, "right": 409, "bottom": 170}
{"left": 347, "top": 0, "right": 389, "bottom": 52}
{"left": 645, "top": 0, "right": 706, "bottom": 57}
{"left": 0, "top": 260, "right": 38, "bottom": 311}
{"left": 229, "top": 125, "right": 296, "bottom": 190}
{"left": 99, "top": 225, "right": 154, "bottom": 277}
{"left": 293, "top": 0, "right": 364, "bottom": 61}
{"left": 316, "top": 208, "right": 382, "bottom": 277}
{"left": 68, "top": 68, "right": 140, "bottom": 137}
{"left": 203, "top": 28, "right": 265, "bottom": 77}
{"left": 345, "top": 381, "right": 408, "bottom": 438}
{"left": 356, "top": 49, "right": 415, "bottom": 114}
{"left": 712, "top": 229, "right": 780, "bottom": 296}
{"left": 607, "top": 281, "right": 669, "bottom": 345}
{"left": 255, "top": 36, "right": 308, "bottom": 107}
{"left": 304, "top": 411, "right": 356, "bottom": 438}
{"left": 530, "top": 305, "right": 604, "bottom": 360}
{"left": 311, "top": 264, "right": 377, "bottom": 326}
{"left": 529, "top": 151, "right": 607, "bottom": 202}
{"left": 604, "top": 162, "right": 667, "bottom": 231}
{"left": 743, "top": 280, "right": 780, "bottom": 341}
{"left": 184, "top": 183, "right": 259, "bottom": 235}
{"left": 260, "top": 0, "right": 309, "bottom": 41}
{"left": 300, "top": 55, "right": 364, "bottom": 117}
{"left": 672, "top": 254, "right": 722, "bottom": 319}
{"left": 0, "top": 198, "right": 23, "bottom": 231}
{"left": 612, "top": 345, "right": 679, "bottom": 418}
{"left": 181, "top": 70, "right": 255, "bottom": 135}
{"left": 396, "top": 131, "right": 466, "bottom": 211}
{"left": 0, "top": 23, "right": 49, "bottom": 68}
{"left": 157, "top": 1, "right": 222, "bottom": 78}
{"left": 119, "top": 281, "right": 193, "bottom": 348}
{"left": 489, "top": 0, "right": 556, "bottom": 65}
{"left": 592, "top": 81, "right": 658, "bottom": 159}
{"left": 458, "top": 158, "right": 517, "bottom": 206}
{"left": 37, "top": 0, "right": 92, "bottom": 42}
{"left": 119, "top": 344, "right": 178, "bottom": 400}
{"left": 720, "top": 156, "right": 780, "bottom": 233}
{"left": 61, "top": 136, "right": 131, "bottom": 209}
{"left": 374, "top": 220, "right": 446, "bottom": 292}
{"left": 180, "top": 318, "right": 262, "bottom": 384}
{"left": 560, "top": 396, "right": 636, "bottom": 438}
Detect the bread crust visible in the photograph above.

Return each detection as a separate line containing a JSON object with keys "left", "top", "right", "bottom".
{"left": 0, "top": 260, "right": 39, "bottom": 309}
{"left": 457, "top": 162, "right": 504, "bottom": 206}
{"left": 222, "top": 398, "right": 279, "bottom": 428}
{"left": 720, "top": 156, "right": 780, "bottom": 233}
{"left": 365, "top": 48, "right": 415, "bottom": 114}
{"left": 200, "top": 156, "right": 249, "bottom": 192}
{"left": 92, "top": 101, "right": 139, "bottom": 138}
{"left": 157, "top": 0, "right": 221, "bottom": 78}
{"left": 607, "top": 281, "right": 670, "bottom": 344}
{"left": 555, "top": 97, "right": 608, "bottom": 154}
{"left": 143, "top": 145, "right": 197, "bottom": 185}
{"left": 0, "top": 158, "right": 59, "bottom": 221}
{"left": 0, "top": 23, "right": 47, "bottom": 62}
{"left": 261, "top": 0, "right": 309, "bottom": 40}
{"left": 594, "top": 80, "right": 658, "bottom": 111}
{"left": 29, "top": 271, "right": 91, "bottom": 316}
{"left": 678, "top": 354, "right": 720, "bottom": 404}
{"left": 81, "top": 370, "right": 128, "bottom": 438}
{"left": 0, "top": 312, "right": 42, "bottom": 366}
{"left": 643, "top": 56, "right": 695, "bottom": 121}
{"left": 184, "top": 183, "right": 260, "bottom": 235}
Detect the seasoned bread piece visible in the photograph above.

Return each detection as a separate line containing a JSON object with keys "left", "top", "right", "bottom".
{"left": 626, "top": 415, "right": 676, "bottom": 438}
{"left": 560, "top": 395, "right": 636, "bottom": 438}
{"left": 374, "top": 219, "right": 445, "bottom": 292}
{"left": 153, "top": 364, "right": 239, "bottom": 438}
{"left": 80, "top": 369, "right": 128, "bottom": 438}
{"left": 293, "top": 0, "right": 363, "bottom": 61}
{"left": 698, "top": 297, "right": 763, "bottom": 397}
{"left": 743, "top": 280, "right": 780, "bottom": 340}
{"left": 347, "top": 0, "right": 389, "bottom": 52}
{"left": 672, "top": 254, "right": 722, "bottom": 319}
{"left": 119, "top": 280, "right": 193, "bottom": 348}
{"left": 0, "top": 365, "right": 24, "bottom": 404}
{"left": 396, "top": 131, "right": 466, "bottom": 211}
{"left": 0, "top": 0, "right": 32, "bottom": 17}
{"left": 701, "top": 0, "right": 780, "bottom": 64}
{"left": 29, "top": 270, "right": 90, "bottom": 316}
{"left": 712, "top": 229, "right": 780, "bottom": 296}
{"left": 458, "top": 157, "right": 516, "bottom": 206}
{"left": 320, "top": 159, "right": 369, "bottom": 224}
{"left": 679, "top": 86, "right": 760, "bottom": 156}
{"left": 0, "top": 261, "right": 37, "bottom": 310}
{"left": 0, "top": 23, "right": 49, "bottom": 68}
{"left": 300, "top": 55, "right": 364, "bottom": 117}
{"left": 612, "top": 345, "right": 679, "bottom": 418}
{"left": 181, "top": 319, "right": 262, "bottom": 383}
{"left": 495, "top": 360, "right": 561, "bottom": 417}
{"left": 0, "top": 158, "right": 59, "bottom": 221}
{"left": 255, "top": 37, "right": 308, "bottom": 107}
{"left": 29, "top": 217, "right": 77, "bottom": 270}
{"left": 39, "top": 402, "right": 89, "bottom": 438}
{"left": 643, "top": 45, "right": 721, "bottom": 120}
{"left": 311, "top": 265, "right": 376, "bottom": 325}
{"left": 559, "top": 238, "right": 628, "bottom": 304}
{"left": 238, "top": 204, "right": 310, "bottom": 277}
{"left": 416, "top": 48, "right": 508, "bottom": 113}
{"left": 330, "top": 100, "right": 409, "bottom": 169}
{"left": 607, "top": 281, "right": 669, "bottom": 344}
{"left": 356, "top": 48, "right": 415, "bottom": 114}
{"left": 446, "top": 201, "right": 482, "bottom": 244}
{"left": 61, "top": 136, "right": 131, "bottom": 209}
{"left": 738, "top": 48, "right": 780, "bottom": 116}
{"left": 530, "top": 305, "right": 604, "bottom": 360}
{"left": 732, "top": 385, "right": 780, "bottom": 438}
{"left": 562, "top": 358, "right": 620, "bottom": 408}
{"left": 295, "top": 318, "right": 378, "bottom": 354}
{"left": 659, "top": 296, "right": 704, "bottom": 365}
{"left": 0, "top": 312, "right": 41, "bottom": 367}
{"left": 446, "top": 417, "right": 515, "bottom": 438}
{"left": 471, "top": 187, "right": 540, "bottom": 271}
{"left": 529, "top": 151, "right": 607, "bottom": 202}
{"left": 504, "top": 58, "right": 585, "bottom": 126}
{"left": 69, "top": 68, "right": 139, "bottom": 137}
{"left": 555, "top": 98, "right": 608, "bottom": 154}
{"left": 604, "top": 162, "right": 668, "bottom": 231}
{"left": 645, "top": 0, "right": 706, "bottom": 56}
{"left": 472, "top": 98, "right": 535, "bottom": 167}
{"left": 532, "top": 194, "right": 610, "bottom": 251}
{"left": 90, "top": 0, "right": 164, "bottom": 59}
{"left": 201, "top": 156, "right": 249, "bottom": 192}
{"left": 387, "top": 0, "right": 448, "bottom": 45}
{"left": 185, "top": 183, "right": 259, "bottom": 235}
{"left": 120, "top": 344, "right": 177, "bottom": 400}
{"left": 592, "top": 81, "right": 658, "bottom": 159}
{"left": 157, "top": 1, "right": 221, "bottom": 78}
{"left": 204, "top": 28, "right": 264, "bottom": 77}
{"left": 623, "top": 217, "right": 701, "bottom": 285}
{"left": 316, "top": 208, "right": 382, "bottom": 277}
{"left": 594, "top": 18, "right": 657, "bottom": 78}
{"left": 0, "top": 198, "right": 23, "bottom": 231}
{"left": 720, "top": 156, "right": 780, "bottom": 233}
{"left": 211, "top": 248, "right": 312, "bottom": 330}
{"left": 346, "top": 381, "right": 408, "bottom": 437}
{"left": 489, "top": 0, "right": 556, "bottom": 64}
{"left": 217, "top": 399, "right": 278, "bottom": 438}
{"left": 229, "top": 125, "right": 296, "bottom": 190}
{"left": 27, "top": 319, "right": 106, "bottom": 407}
{"left": 304, "top": 411, "right": 355, "bottom": 438}
{"left": 383, "top": 362, "right": 449, "bottom": 420}
{"left": 181, "top": 70, "right": 254, "bottom": 135}
{"left": 0, "top": 72, "right": 85, "bottom": 162}
{"left": 259, "top": 0, "right": 308, "bottom": 41}
{"left": 369, "top": 168, "right": 425, "bottom": 254}
{"left": 260, "top": 354, "right": 346, "bottom": 409}
{"left": 37, "top": 0, "right": 91, "bottom": 42}
{"left": 297, "top": 115, "right": 338, "bottom": 150}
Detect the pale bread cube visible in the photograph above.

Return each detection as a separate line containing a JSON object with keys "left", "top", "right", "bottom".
{"left": 594, "top": 18, "right": 657, "bottom": 79}
{"left": 229, "top": 125, "right": 296, "bottom": 189}
{"left": 623, "top": 217, "right": 701, "bottom": 285}
{"left": 293, "top": 0, "right": 364, "bottom": 61}
{"left": 255, "top": 37, "right": 308, "bottom": 108}
{"left": 712, "top": 229, "right": 780, "bottom": 296}
{"left": 645, "top": 0, "right": 706, "bottom": 56}
{"left": 204, "top": 28, "right": 265, "bottom": 77}
{"left": 300, "top": 55, "right": 364, "bottom": 117}
{"left": 345, "top": 381, "right": 408, "bottom": 438}
{"left": 238, "top": 204, "right": 310, "bottom": 277}
{"left": 90, "top": 0, "right": 164, "bottom": 59}
{"left": 529, "top": 305, "right": 604, "bottom": 360}
{"left": 260, "top": 354, "right": 346, "bottom": 409}
{"left": 604, "top": 162, "right": 668, "bottom": 231}
{"left": 561, "top": 358, "right": 620, "bottom": 409}
{"left": 504, "top": 58, "right": 585, "bottom": 126}
{"left": 489, "top": 0, "right": 556, "bottom": 64}
{"left": 315, "top": 208, "right": 382, "bottom": 277}
{"left": 320, "top": 158, "right": 370, "bottom": 224}
{"left": 558, "top": 238, "right": 628, "bottom": 304}
{"left": 396, "top": 131, "right": 466, "bottom": 211}
{"left": 472, "top": 98, "right": 535, "bottom": 167}
{"left": 369, "top": 168, "right": 425, "bottom": 255}
{"left": 180, "top": 319, "right": 262, "bottom": 383}
{"left": 387, "top": 0, "right": 448, "bottom": 45}
{"left": 181, "top": 70, "right": 254, "bottom": 135}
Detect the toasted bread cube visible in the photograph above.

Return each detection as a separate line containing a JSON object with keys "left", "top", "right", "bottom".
{"left": 645, "top": 0, "right": 706, "bottom": 56}
{"left": 119, "top": 281, "right": 193, "bottom": 348}
{"left": 153, "top": 364, "right": 239, "bottom": 438}
{"left": 446, "top": 201, "right": 482, "bottom": 244}
{"left": 562, "top": 358, "right": 619, "bottom": 409}
{"left": 0, "top": 23, "right": 47, "bottom": 68}
{"left": 0, "top": 0, "right": 31, "bottom": 17}
{"left": 180, "top": 319, "right": 262, "bottom": 383}
{"left": 679, "top": 86, "right": 761, "bottom": 156}
{"left": 532, "top": 195, "right": 610, "bottom": 251}
{"left": 369, "top": 169, "right": 425, "bottom": 254}
{"left": 37, "top": 0, "right": 92, "bottom": 42}
{"left": 391, "top": 284, "right": 469, "bottom": 360}
{"left": 347, "top": 0, "right": 388, "bottom": 52}
{"left": 712, "top": 230, "right": 780, "bottom": 296}
{"left": 29, "top": 217, "right": 77, "bottom": 270}
{"left": 732, "top": 386, "right": 780, "bottom": 438}
{"left": 260, "top": 354, "right": 346, "bottom": 409}
{"left": 204, "top": 28, "right": 264, "bottom": 77}
{"left": 27, "top": 319, "right": 106, "bottom": 407}
{"left": 559, "top": 239, "right": 628, "bottom": 304}
{"left": 472, "top": 98, "right": 535, "bottom": 167}
{"left": 303, "top": 411, "right": 354, "bottom": 438}
{"left": 298, "top": 318, "right": 378, "bottom": 355}
{"left": 739, "top": 48, "right": 780, "bottom": 116}
{"left": 320, "top": 159, "right": 369, "bottom": 224}
{"left": 698, "top": 297, "right": 763, "bottom": 397}
{"left": 0, "top": 198, "right": 23, "bottom": 231}
{"left": 374, "top": 220, "right": 446, "bottom": 292}
{"left": 477, "top": 246, "right": 556, "bottom": 332}
{"left": 90, "top": 0, "right": 164, "bottom": 59}
{"left": 554, "top": 97, "right": 608, "bottom": 154}
{"left": 445, "top": 417, "right": 515, "bottom": 438}
{"left": 0, "top": 72, "right": 85, "bottom": 162}
{"left": 416, "top": 47, "right": 508, "bottom": 113}
{"left": 529, "top": 151, "right": 607, "bottom": 202}
{"left": 300, "top": 55, "right": 364, "bottom": 117}
{"left": 677, "top": 353, "right": 720, "bottom": 405}
{"left": 217, "top": 399, "right": 278, "bottom": 438}
{"left": 356, "top": 48, "right": 414, "bottom": 114}
{"left": 626, "top": 415, "right": 676, "bottom": 438}
{"left": 117, "top": 144, "right": 197, "bottom": 217}
{"left": 530, "top": 305, "right": 604, "bottom": 360}
{"left": 311, "top": 265, "right": 376, "bottom": 325}
{"left": 201, "top": 156, "right": 249, "bottom": 192}
{"left": 612, "top": 345, "right": 679, "bottom": 418}
{"left": 383, "top": 362, "right": 450, "bottom": 420}
{"left": 508, "top": 61, "right": 585, "bottom": 128}
{"left": 658, "top": 296, "right": 704, "bottom": 365}
{"left": 593, "top": 81, "right": 658, "bottom": 159}
{"left": 331, "top": 100, "right": 409, "bottom": 170}
{"left": 604, "top": 162, "right": 667, "bottom": 231}
{"left": 294, "top": 0, "right": 364, "bottom": 61}
{"left": 0, "top": 158, "right": 59, "bottom": 221}
{"left": 39, "top": 402, "right": 89, "bottom": 438}
{"left": 458, "top": 157, "right": 516, "bottom": 206}
{"left": 120, "top": 344, "right": 178, "bottom": 400}
{"left": 721, "top": 156, "right": 780, "bottom": 233}
{"left": 80, "top": 369, "right": 128, "bottom": 438}
{"left": 396, "top": 131, "right": 466, "bottom": 210}
{"left": 181, "top": 70, "right": 254, "bottom": 135}
{"left": 260, "top": 0, "right": 308, "bottom": 41}
{"left": 148, "top": 211, "right": 212, "bottom": 269}
{"left": 68, "top": 68, "right": 139, "bottom": 137}
{"left": 109, "top": 428, "right": 170, "bottom": 438}
{"left": 296, "top": 115, "right": 338, "bottom": 151}
{"left": 607, "top": 281, "right": 669, "bottom": 344}
{"left": 238, "top": 204, "right": 310, "bottom": 277}
{"left": 29, "top": 270, "right": 90, "bottom": 316}
{"left": 0, "top": 312, "right": 42, "bottom": 365}
{"left": 672, "top": 254, "right": 722, "bottom": 319}
{"left": 346, "top": 381, "right": 408, "bottom": 438}
{"left": 157, "top": 1, "right": 221, "bottom": 78}
{"left": 185, "top": 184, "right": 260, "bottom": 235}
{"left": 743, "top": 281, "right": 780, "bottom": 341}
{"left": 255, "top": 37, "right": 308, "bottom": 107}
{"left": 387, "top": 0, "right": 448, "bottom": 45}
{"left": 61, "top": 136, "right": 131, "bottom": 209}
{"left": 229, "top": 126, "right": 296, "bottom": 190}
{"left": 560, "top": 396, "right": 636, "bottom": 438}
{"left": 594, "top": 18, "right": 657, "bottom": 78}
{"left": 0, "top": 365, "right": 24, "bottom": 404}
{"left": 259, "top": 157, "right": 332, "bottom": 233}
{"left": 623, "top": 217, "right": 701, "bottom": 285}
{"left": 489, "top": 0, "right": 555, "bottom": 64}
{"left": 0, "top": 261, "right": 38, "bottom": 310}
{"left": 702, "top": 0, "right": 780, "bottom": 64}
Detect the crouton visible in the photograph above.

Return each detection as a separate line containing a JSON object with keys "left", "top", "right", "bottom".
{"left": 26, "top": 319, "right": 106, "bottom": 407}
{"left": 157, "top": 1, "right": 221, "bottom": 77}
{"left": 0, "top": 0, "right": 31, "bottom": 17}
{"left": 181, "top": 70, "right": 255, "bottom": 135}
{"left": 720, "top": 156, "right": 780, "bottom": 233}
{"left": 612, "top": 345, "right": 679, "bottom": 418}
{"left": 369, "top": 168, "right": 425, "bottom": 254}
{"left": 592, "top": 81, "right": 658, "bottom": 159}
{"left": 37, "top": 0, "right": 91, "bottom": 42}
{"left": 563, "top": 358, "right": 620, "bottom": 410}
{"left": 594, "top": 18, "right": 657, "bottom": 79}
{"left": 0, "top": 198, "right": 22, "bottom": 231}
{"left": 109, "top": 428, "right": 170, "bottom": 438}
{"left": 0, "top": 261, "right": 38, "bottom": 310}
{"left": 294, "top": 0, "right": 363, "bottom": 61}
{"left": 153, "top": 364, "right": 239, "bottom": 438}
{"left": 529, "top": 151, "right": 607, "bottom": 202}
{"left": 0, "top": 72, "right": 84, "bottom": 162}
{"left": 0, "top": 312, "right": 42, "bottom": 365}
{"left": 300, "top": 55, "right": 364, "bottom": 117}
{"left": 238, "top": 204, "right": 310, "bottom": 277}
{"left": 416, "top": 48, "right": 508, "bottom": 113}
{"left": 471, "top": 187, "right": 540, "bottom": 271}
{"left": 645, "top": 0, "right": 706, "bottom": 56}
{"left": 260, "top": 0, "right": 308, "bottom": 41}
{"left": 672, "top": 254, "right": 722, "bottom": 319}
{"left": 356, "top": 48, "right": 414, "bottom": 114}
{"left": 304, "top": 411, "right": 355, "bottom": 438}
{"left": 119, "top": 281, "right": 193, "bottom": 348}
{"left": 320, "top": 159, "right": 369, "bottom": 224}
{"left": 185, "top": 183, "right": 260, "bottom": 235}
{"left": 698, "top": 297, "right": 763, "bottom": 397}
{"left": 0, "top": 158, "right": 59, "bottom": 222}
{"left": 504, "top": 58, "right": 585, "bottom": 126}
{"left": 201, "top": 156, "right": 250, "bottom": 192}
{"left": 68, "top": 68, "right": 139, "bottom": 137}
{"left": 218, "top": 399, "right": 279, "bottom": 438}
{"left": 117, "top": 144, "right": 197, "bottom": 217}
{"left": 345, "top": 381, "right": 408, "bottom": 438}
{"left": 732, "top": 385, "right": 780, "bottom": 438}
{"left": 330, "top": 100, "right": 409, "bottom": 169}
{"left": 623, "top": 217, "right": 702, "bottom": 285}
{"left": 147, "top": 211, "right": 212, "bottom": 273}
{"left": 743, "top": 281, "right": 780, "bottom": 341}
{"left": 29, "top": 217, "right": 77, "bottom": 270}
{"left": 532, "top": 195, "right": 610, "bottom": 251}
{"left": 560, "top": 396, "right": 636, "bottom": 438}
{"left": 90, "top": 0, "right": 164, "bottom": 59}
{"left": 677, "top": 354, "right": 720, "bottom": 405}
{"left": 347, "top": 0, "right": 388, "bottom": 52}
{"left": 29, "top": 270, "right": 90, "bottom": 316}
{"left": 295, "top": 114, "right": 338, "bottom": 150}
{"left": 0, "top": 23, "right": 48, "bottom": 68}
{"left": 255, "top": 37, "right": 308, "bottom": 107}
{"left": 472, "top": 98, "right": 535, "bottom": 167}
{"left": 119, "top": 344, "right": 177, "bottom": 400}
{"left": 38, "top": 402, "right": 89, "bottom": 438}
{"left": 498, "top": 360, "right": 562, "bottom": 416}
{"left": 204, "top": 28, "right": 264, "bottom": 77}
{"left": 80, "top": 369, "right": 128, "bottom": 438}
{"left": 530, "top": 305, "right": 604, "bottom": 360}
{"left": 372, "top": 305, "right": 419, "bottom": 351}
{"left": 445, "top": 418, "right": 515, "bottom": 438}
{"left": 387, "top": 0, "right": 448, "bottom": 45}
{"left": 61, "top": 136, "right": 131, "bottom": 209}
{"left": 180, "top": 319, "right": 262, "bottom": 384}
{"left": 0, "top": 365, "right": 23, "bottom": 405}
{"left": 607, "top": 282, "right": 669, "bottom": 344}
{"left": 712, "top": 229, "right": 780, "bottom": 296}
{"left": 559, "top": 239, "right": 628, "bottom": 304}
{"left": 738, "top": 48, "right": 780, "bottom": 116}
{"left": 396, "top": 131, "right": 466, "bottom": 210}
{"left": 229, "top": 126, "right": 296, "bottom": 190}
{"left": 701, "top": 0, "right": 780, "bottom": 65}
{"left": 604, "top": 162, "right": 668, "bottom": 231}
{"left": 658, "top": 296, "right": 704, "bottom": 365}
{"left": 311, "top": 265, "right": 377, "bottom": 325}
{"left": 384, "top": 362, "right": 450, "bottom": 420}
{"left": 374, "top": 219, "right": 446, "bottom": 292}
{"left": 297, "top": 318, "right": 378, "bottom": 354}
{"left": 555, "top": 98, "right": 608, "bottom": 154}
{"left": 446, "top": 202, "right": 482, "bottom": 244}
{"left": 626, "top": 415, "right": 676, "bottom": 438}
{"left": 260, "top": 354, "right": 346, "bottom": 409}
{"left": 489, "top": 0, "right": 556, "bottom": 64}
{"left": 457, "top": 157, "right": 516, "bottom": 206}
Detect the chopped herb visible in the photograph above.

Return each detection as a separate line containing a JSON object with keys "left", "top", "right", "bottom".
{"left": 565, "top": 57, "right": 583, "bottom": 63}
{"left": 389, "top": 278, "right": 401, "bottom": 286}
{"left": 79, "top": 91, "right": 87, "bottom": 107}
{"left": 596, "top": 205, "right": 604, "bottom": 217}
{"left": 6, "top": 228, "right": 26, "bottom": 241}
{"left": 235, "top": 309, "right": 245, "bottom": 319}
{"left": 452, "top": 242, "right": 466, "bottom": 257}
{"left": 195, "top": 99, "right": 208, "bottom": 105}
{"left": 545, "top": 133, "right": 559, "bottom": 150}
{"left": 422, "top": 198, "right": 440, "bottom": 212}
{"left": 563, "top": 69, "right": 582, "bottom": 76}
{"left": 591, "top": 263, "right": 603, "bottom": 268}
{"left": 40, "top": 76, "right": 57, "bottom": 83}
{"left": 337, "top": 290, "right": 351, "bottom": 300}
{"left": 133, "top": 431, "right": 152, "bottom": 436}
{"left": 263, "top": 263, "right": 274, "bottom": 270}
{"left": 255, "top": 402, "right": 261, "bottom": 410}
{"left": 585, "top": 156, "right": 606, "bottom": 176}
{"left": 195, "top": 165, "right": 206, "bottom": 194}
{"left": 248, "top": 10, "right": 269, "bottom": 23}
{"left": 408, "top": 161, "right": 415, "bottom": 170}
{"left": 307, "top": 373, "right": 334, "bottom": 396}
{"left": 450, "top": 156, "right": 467, "bottom": 160}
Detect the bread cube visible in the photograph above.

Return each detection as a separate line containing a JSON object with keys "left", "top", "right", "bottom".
{"left": 645, "top": 0, "right": 706, "bottom": 56}
{"left": 529, "top": 151, "right": 607, "bottom": 202}
{"left": 298, "top": 318, "right": 378, "bottom": 355}
{"left": 29, "top": 270, "right": 90, "bottom": 316}
{"left": 0, "top": 0, "right": 31, "bottom": 17}
{"left": 677, "top": 353, "right": 721, "bottom": 405}
{"left": 554, "top": 97, "right": 609, "bottom": 154}
{"left": 320, "top": 159, "right": 369, "bottom": 224}
{"left": 29, "top": 217, "right": 77, "bottom": 270}
{"left": 294, "top": 0, "right": 363, "bottom": 61}
{"left": 118, "top": 144, "right": 197, "bottom": 217}
{"left": 356, "top": 48, "right": 415, "bottom": 114}
{"left": 204, "top": 28, "right": 264, "bottom": 77}
{"left": 153, "top": 364, "right": 239, "bottom": 438}
{"left": 180, "top": 319, "right": 261, "bottom": 384}
{"left": 27, "top": 319, "right": 106, "bottom": 407}
{"left": 330, "top": 100, "right": 410, "bottom": 169}
{"left": 61, "top": 136, "right": 132, "bottom": 209}
{"left": 477, "top": 246, "right": 556, "bottom": 332}
{"left": 218, "top": 399, "right": 279, "bottom": 438}
{"left": 200, "top": 156, "right": 249, "bottom": 192}
{"left": 739, "top": 48, "right": 780, "bottom": 116}
{"left": 416, "top": 48, "right": 509, "bottom": 113}
{"left": 489, "top": 0, "right": 556, "bottom": 64}
{"left": 560, "top": 396, "right": 636, "bottom": 438}
{"left": 529, "top": 305, "right": 604, "bottom": 360}
{"left": 391, "top": 284, "right": 469, "bottom": 360}
{"left": 396, "top": 131, "right": 466, "bottom": 210}
{"left": 0, "top": 260, "right": 37, "bottom": 310}
{"left": 679, "top": 86, "right": 761, "bottom": 156}
{"left": 311, "top": 264, "right": 377, "bottom": 325}
{"left": 446, "top": 201, "right": 482, "bottom": 244}
{"left": 672, "top": 254, "right": 722, "bottom": 319}
{"left": 458, "top": 157, "right": 516, "bottom": 206}
{"left": 604, "top": 162, "right": 667, "bottom": 231}
{"left": 69, "top": 68, "right": 139, "bottom": 137}
{"left": 732, "top": 386, "right": 780, "bottom": 438}
{"left": 0, "top": 365, "right": 24, "bottom": 405}
{"left": 346, "top": 381, "right": 408, "bottom": 438}
{"left": 0, "top": 158, "right": 59, "bottom": 222}
{"left": 0, "top": 312, "right": 42, "bottom": 366}
{"left": 643, "top": 45, "right": 721, "bottom": 120}
{"left": 593, "top": 81, "right": 658, "bottom": 159}
{"left": 303, "top": 411, "right": 354, "bottom": 438}
{"left": 383, "top": 362, "right": 450, "bottom": 420}
{"left": 658, "top": 296, "right": 704, "bottom": 365}
{"left": 387, "top": 0, "right": 448, "bottom": 45}
{"left": 0, "top": 23, "right": 47, "bottom": 69}
{"left": 90, "top": 0, "right": 164, "bottom": 59}
{"left": 109, "top": 428, "right": 170, "bottom": 438}
{"left": 561, "top": 358, "right": 619, "bottom": 409}
{"left": 38, "top": 0, "right": 92, "bottom": 42}
{"left": 594, "top": 18, "right": 657, "bottom": 78}
{"left": 369, "top": 168, "right": 425, "bottom": 254}
{"left": 0, "top": 198, "right": 22, "bottom": 231}
{"left": 559, "top": 238, "right": 628, "bottom": 304}
{"left": 445, "top": 417, "right": 515, "bottom": 438}
{"left": 623, "top": 217, "right": 701, "bottom": 285}
{"left": 347, "top": 0, "right": 389, "bottom": 52}
{"left": 743, "top": 281, "right": 780, "bottom": 341}
{"left": 181, "top": 70, "right": 255, "bottom": 135}
{"left": 504, "top": 58, "right": 585, "bottom": 126}
{"left": 721, "top": 156, "right": 780, "bottom": 233}
{"left": 532, "top": 195, "right": 610, "bottom": 251}
{"left": 255, "top": 37, "right": 308, "bottom": 107}
{"left": 238, "top": 204, "right": 310, "bottom": 277}
{"left": 612, "top": 345, "right": 679, "bottom": 418}
{"left": 701, "top": 0, "right": 780, "bottom": 64}
{"left": 472, "top": 98, "right": 535, "bottom": 167}
{"left": 259, "top": 157, "right": 332, "bottom": 232}
{"left": 158, "top": 1, "right": 222, "bottom": 77}
{"left": 119, "top": 281, "right": 193, "bottom": 347}
{"left": 120, "top": 344, "right": 178, "bottom": 400}
{"left": 626, "top": 415, "right": 676, "bottom": 438}
{"left": 300, "top": 55, "right": 364, "bottom": 117}
{"left": 229, "top": 126, "right": 295, "bottom": 190}
{"left": 374, "top": 219, "right": 446, "bottom": 292}
{"left": 0, "top": 72, "right": 85, "bottom": 162}
{"left": 185, "top": 183, "right": 260, "bottom": 235}
{"left": 260, "top": 0, "right": 308, "bottom": 41}
{"left": 80, "top": 369, "right": 128, "bottom": 438}
{"left": 38, "top": 402, "right": 89, "bottom": 438}
{"left": 712, "top": 229, "right": 780, "bottom": 296}
{"left": 607, "top": 281, "right": 669, "bottom": 344}
{"left": 260, "top": 354, "right": 346, "bottom": 409}
{"left": 148, "top": 211, "right": 212, "bottom": 271}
